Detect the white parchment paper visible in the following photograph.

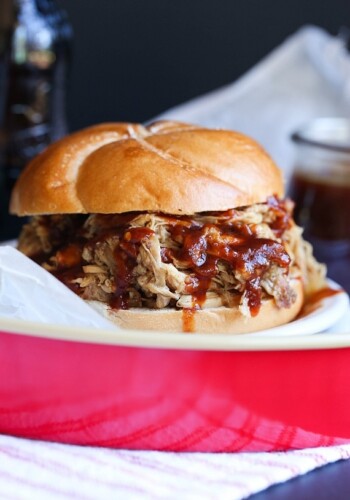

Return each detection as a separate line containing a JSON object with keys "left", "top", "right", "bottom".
{"left": 0, "top": 246, "right": 115, "bottom": 329}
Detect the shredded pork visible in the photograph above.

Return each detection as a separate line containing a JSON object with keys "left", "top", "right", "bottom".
{"left": 17, "top": 199, "right": 326, "bottom": 317}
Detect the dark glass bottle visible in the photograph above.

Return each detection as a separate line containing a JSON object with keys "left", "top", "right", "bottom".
{"left": 0, "top": 0, "right": 72, "bottom": 240}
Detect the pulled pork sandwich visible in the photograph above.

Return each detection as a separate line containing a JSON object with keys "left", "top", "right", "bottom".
{"left": 10, "top": 121, "right": 326, "bottom": 333}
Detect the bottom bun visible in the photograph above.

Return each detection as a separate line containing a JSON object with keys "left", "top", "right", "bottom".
{"left": 88, "top": 279, "right": 304, "bottom": 334}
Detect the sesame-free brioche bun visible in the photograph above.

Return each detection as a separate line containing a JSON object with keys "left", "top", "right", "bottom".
{"left": 10, "top": 120, "right": 283, "bottom": 216}
{"left": 89, "top": 279, "right": 304, "bottom": 334}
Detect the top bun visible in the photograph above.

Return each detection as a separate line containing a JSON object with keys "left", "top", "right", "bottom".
{"left": 10, "top": 120, "right": 283, "bottom": 216}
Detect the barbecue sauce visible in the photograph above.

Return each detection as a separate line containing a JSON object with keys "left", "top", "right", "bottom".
{"left": 298, "top": 286, "right": 343, "bottom": 318}
{"left": 290, "top": 174, "right": 350, "bottom": 240}
{"left": 44, "top": 213, "right": 154, "bottom": 309}
{"left": 110, "top": 226, "right": 154, "bottom": 309}
{"left": 166, "top": 220, "right": 290, "bottom": 330}
{"left": 289, "top": 174, "right": 350, "bottom": 292}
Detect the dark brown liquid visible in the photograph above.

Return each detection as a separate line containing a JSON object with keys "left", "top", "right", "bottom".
{"left": 289, "top": 173, "right": 350, "bottom": 293}
{"left": 289, "top": 173, "right": 350, "bottom": 240}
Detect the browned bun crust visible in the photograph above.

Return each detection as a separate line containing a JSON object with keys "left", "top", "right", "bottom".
{"left": 10, "top": 120, "right": 283, "bottom": 216}
{"left": 88, "top": 279, "right": 303, "bottom": 334}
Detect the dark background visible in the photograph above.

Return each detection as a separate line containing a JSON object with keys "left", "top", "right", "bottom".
{"left": 59, "top": 0, "right": 350, "bottom": 131}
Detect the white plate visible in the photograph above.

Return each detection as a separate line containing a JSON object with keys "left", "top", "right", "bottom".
{"left": 0, "top": 280, "right": 349, "bottom": 352}
{"left": 246, "top": 279, "right": 349, "bottom": 338}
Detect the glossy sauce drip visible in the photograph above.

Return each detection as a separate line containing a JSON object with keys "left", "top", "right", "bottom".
{"left": 182, "top": 308, "right": 196, "bottom": 333}
{"left": 109, "top": 227, "right": 154, "bottom": 309}
{"left": 298, "top": 286, "right": 343, "bottom": 318}
{"left": 307, "top": 286, "right": 342, "bottom": 304}
{"left": 244, "top": 278, "right": 262, "bottom": 317}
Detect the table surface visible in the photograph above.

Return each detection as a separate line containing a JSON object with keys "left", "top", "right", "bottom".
{"left": 252, "top": 458, "right": 350, "bottom": 499}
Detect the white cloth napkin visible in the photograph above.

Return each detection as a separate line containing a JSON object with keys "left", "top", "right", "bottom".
{"left": 0, "top": 434, "right": 350, "bottom": 499}
{"left": 2, "top": 25, "right": 350, "bottom": 499}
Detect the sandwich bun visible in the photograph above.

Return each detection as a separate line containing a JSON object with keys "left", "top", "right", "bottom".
{"left": 89, "top": 279, "right": 304, "bottom": 334}
{"left": 10, "top": 120, "right": 283, "bottom": 216}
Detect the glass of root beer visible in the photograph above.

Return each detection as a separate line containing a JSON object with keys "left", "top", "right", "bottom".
{"left": 289, "top": 118, "right": 350, "bottom": 293}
